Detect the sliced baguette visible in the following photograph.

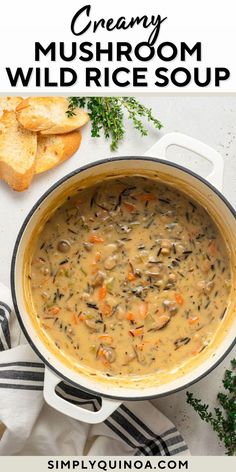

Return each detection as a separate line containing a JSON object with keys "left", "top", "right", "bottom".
{"left": 16, "top": 97, "right": 89, "bottom": 135}
{"left": 0, "top": 111, "right": 37, "bottom": 191}
{"left": 0, "top": 422, "right": 6, "bottom": 439}
{"left": 0, "top": 97, "right": 23, "bottom": 117}
{"left": 35, "top": 130, "right": 82, "bottom": 174}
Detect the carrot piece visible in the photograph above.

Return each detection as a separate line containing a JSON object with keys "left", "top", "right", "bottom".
{"left": 139, "top": 301, "right": 149, "bottom": 319}
{"left": 89, "top": 234, "right": 104, "bottom": 244}
{"left": 97, "top": 346, "right": 109, "bottom": 364}
{"left": 141, "top": 280, "right": 149, "bottom": 287}
{"left": 208, "top": 241, "right": 217, "bottom": 257}
{"left": 72, "top": 313, "right": 78, "bottom": 325}
{"left": 191, "top": 349, "right": 198, "bottom": 356}
{"left": 97, "top": 346, "right": 103, "bottom": 355}
{"left": 42, "top": 324, "right": 52, "bottom": 330}
{"left": 97, "top": 346, "right": 105, "bottom": 357}
{"left": 138, "top": 194, "right": 156, "bottom": 202}
{"left": 191, "top": 346, "right": 201, "bottom": 356}
{"left": 42, "top": 277, "right": 51, "bottom": 286}
{"left": 98, "top": 334, "right": 113, "bottom": 345}
{"left": 123, "top": 201, "right": 136, "bottom": 212}
{"left": 201, "top": 260, "right": 211, "bottom": 273}
{"left": 78, "top": 313, "right": 86, "bottom": 321}
{"left": 101, "top": 303, "right": 112, "bottom": 317}
{"left": 175, "top": 293, "right": 184, "bottom": 305}
{"left": 191, "top": 338, "right": 203, "bottom": 355}
{"left": 48, "top": 306, "right": 60, "bottom": 315}
{"left": 137, "top": 343, "right": 144, "bottom": 351}
{"left": 33, "top": 257, "right": 45, "bottom": 266}
{"left": 127, "top": 272, "right": 136, "bottom": 282}
{"left": 91, "top": 265, "right": 98, "bottom": 275}
{"left": 95, "top": 251, "right": 102, "bottom": 262}
{"left": 188, "top": 316, "right": 200, "bottom": 325}
{"left": 129, "top": 327, "right": 144, "bottom": 337}
{"left": 98, "top": 286, "right": 107, "bottom": 301}
{"left": 188, "top": 230, "right": 198, "bottom": 239}
{"left": 155, "top": 307, "right": 165, "bottom": 317}
{"left": 126, "top": 311, "right": 136, "bottom": 321}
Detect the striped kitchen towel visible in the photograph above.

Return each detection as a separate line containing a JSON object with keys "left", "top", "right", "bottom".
{"left": 0, "top": 283, "right": 189, "bottom": 456}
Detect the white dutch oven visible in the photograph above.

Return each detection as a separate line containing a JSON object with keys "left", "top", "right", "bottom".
{"left": 8, "top": 133, "right": 236, "bottom": 423}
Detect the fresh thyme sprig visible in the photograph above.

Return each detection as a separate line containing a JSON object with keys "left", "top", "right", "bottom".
{"left": 66, "top": 97, "right": 163, "bottom": 151}
{"left": 187, "top": 359, "right": 236, "bottom": 455}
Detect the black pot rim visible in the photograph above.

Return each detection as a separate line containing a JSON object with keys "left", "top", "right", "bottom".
{"left": 11, "top": 156, "right": 236, "bottom": 401}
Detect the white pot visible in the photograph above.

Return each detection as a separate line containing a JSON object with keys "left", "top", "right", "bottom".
{"left": 9, "top": 133, "right": 236, "bottom": 423}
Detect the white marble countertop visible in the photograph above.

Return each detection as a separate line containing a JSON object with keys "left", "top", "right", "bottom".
{"left": 0, "top": 96, "right": 235, "bottom": 455}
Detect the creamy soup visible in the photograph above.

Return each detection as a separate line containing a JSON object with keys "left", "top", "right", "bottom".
{"left": 29, "top": 176, "right": 231, "bottom": 378}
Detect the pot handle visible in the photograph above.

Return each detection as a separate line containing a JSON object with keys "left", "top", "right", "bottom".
{"left": 144, "top": 132, "right": 224, "bottom": 191}
{"left": 44, "top": 367, "right": 121, "bottom": 424}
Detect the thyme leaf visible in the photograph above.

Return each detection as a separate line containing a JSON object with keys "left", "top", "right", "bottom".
{"left": 66, "top": 97, "right": 163, "bottom": 151}
{"left": 186, "top": 359, "right": 236, "bottom": 455}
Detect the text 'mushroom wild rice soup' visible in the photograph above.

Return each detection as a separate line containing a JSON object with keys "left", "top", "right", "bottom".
{"left": 29, "top": 176, "right": 231, "bottom": 379}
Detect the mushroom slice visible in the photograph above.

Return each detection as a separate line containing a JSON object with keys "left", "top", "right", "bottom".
{"left": 85, "top": 319, "right": 98, "bottom": 332}
{"left": 162, "top": 300, "right": 178, "bottom": 315}
{"left": 91, "top": 271, "right": 105, "bottom": 287}
{"left": 145, "top": 271, "right": 162, "bottom": 279}
{"left": 174, "top": 337, "right": 191, "bottom": 350}
{"left": 148, "top": 315, "right": 171, "bottom": 332}
{"left": 98, "top": 345, "right": 116, "bottom": 363}
{"left": 57, "top": 240, "right": 71, "bottom": 253}
{"left": 123, "top": 351, "right": 136, "bottom": 365}
{"left": 104, "top": 255, "right": 117, "bottom": 270}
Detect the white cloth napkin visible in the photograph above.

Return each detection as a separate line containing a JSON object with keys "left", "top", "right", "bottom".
{"left": 0, "top": 283, "right": 189, "bottom": 456}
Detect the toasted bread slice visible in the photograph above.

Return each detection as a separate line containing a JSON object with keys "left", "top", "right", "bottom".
{"left": 0, "top": 422, "right": 6, "bottom": 439}
{"left": 16, "top": 97, "right": 89, "bottom": 135}
{"left": 0, "top": 97, "right": 23, "bottom": 117}
{"left": 35, "top": 130, "right": 82, "bottom": 174}
{"left": 0, "top": 111, "right": 37, "bottom": 191}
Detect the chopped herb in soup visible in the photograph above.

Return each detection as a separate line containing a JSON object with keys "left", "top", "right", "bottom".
{"left": 29, "top": 176, "right": 231, "bottom": 377}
